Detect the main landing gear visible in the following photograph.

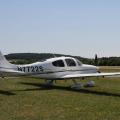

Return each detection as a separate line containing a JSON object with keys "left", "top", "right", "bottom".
{"left": 44, "top": 79, "right": 95, "bottom": 90}
{"left": 45, "top": 80, "right": 54, "bottom": 86}
{"left": 71, "top": 79, "right": 95, "bottom": 90}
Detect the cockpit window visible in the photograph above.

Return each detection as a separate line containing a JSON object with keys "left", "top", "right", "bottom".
{"left": 65, "top": 59, "right": 76, "bottom": 66}
{"left": 52, "top": 60, "right": 65, "bottom": 67}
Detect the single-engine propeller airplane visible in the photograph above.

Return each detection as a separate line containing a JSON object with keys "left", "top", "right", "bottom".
{"left": 0, "top": 51, "right": 120, "bottom": 89}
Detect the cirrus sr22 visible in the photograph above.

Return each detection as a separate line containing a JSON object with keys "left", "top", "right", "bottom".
{"left": 0, "top": 51, "right": 120, "bottom": 89}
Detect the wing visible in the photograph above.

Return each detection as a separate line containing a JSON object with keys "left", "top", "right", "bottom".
{"left": 62, "top": 72, "right": 120, "bottom": 79}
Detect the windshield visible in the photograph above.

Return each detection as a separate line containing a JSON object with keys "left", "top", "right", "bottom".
{"left": 75, "top": 59, "right": 82, "bottom": 66}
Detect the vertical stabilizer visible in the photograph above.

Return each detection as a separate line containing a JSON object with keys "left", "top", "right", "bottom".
{"left": 0, "top": 51, "right": 16, "bottom": 68}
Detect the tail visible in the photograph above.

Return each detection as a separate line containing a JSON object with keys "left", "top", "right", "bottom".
{"left": 0, "top": 51, "right": 16, "bottom": 68}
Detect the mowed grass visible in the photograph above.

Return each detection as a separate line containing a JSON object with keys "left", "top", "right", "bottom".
{"left": 0, "top": 67, "right": 120, "bottom": 120}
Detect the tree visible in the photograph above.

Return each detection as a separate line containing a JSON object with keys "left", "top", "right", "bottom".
{"left": 94, "top": 54, "right": 98, "bottom": 66}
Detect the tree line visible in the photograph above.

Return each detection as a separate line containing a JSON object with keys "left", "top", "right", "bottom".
{"left": 5, "top": 53, "right": 120, "bottom": 66}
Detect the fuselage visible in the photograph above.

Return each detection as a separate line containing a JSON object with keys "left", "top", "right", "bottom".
{"left": 14, "top": 56, "right": 98, "bottom": 79}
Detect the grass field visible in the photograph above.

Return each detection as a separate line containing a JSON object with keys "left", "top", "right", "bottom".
{"left": 0, "top": 67, "right": 120, "bottom": 120}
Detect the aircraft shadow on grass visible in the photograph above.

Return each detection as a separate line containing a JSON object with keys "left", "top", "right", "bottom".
{"left": 18, "top": 82, "right": 120, "bottom": 98}
{"left": 0, "top": 90, "right": 16, "bottom": 96}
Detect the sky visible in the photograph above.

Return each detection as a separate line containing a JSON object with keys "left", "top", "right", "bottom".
{"left": 0, "top": 0, "right": 120, "bottom": 58}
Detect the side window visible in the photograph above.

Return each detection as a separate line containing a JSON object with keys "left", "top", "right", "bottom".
{"left": 65, "top": 59, "right": 76, "bottom": 66}
{"left": 52, "top": 60, "right": 65, "bottom": 67}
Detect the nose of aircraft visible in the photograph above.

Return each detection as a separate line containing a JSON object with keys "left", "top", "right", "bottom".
{"left": 90, "top": 65, "right": 99, "bottom": 72}
{"left": 91, "top": 65, "right": 98, "bottom": 68}
{"left": 83, "top": 64, "right": 99, "bottom": 72}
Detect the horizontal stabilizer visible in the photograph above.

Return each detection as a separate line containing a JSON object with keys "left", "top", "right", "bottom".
{"left": 0, "top": 68, "right": 26, "bottom": 77}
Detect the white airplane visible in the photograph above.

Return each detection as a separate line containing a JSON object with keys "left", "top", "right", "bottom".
{"left": 0, "top": 51, "right": 120, "bottom": 89}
